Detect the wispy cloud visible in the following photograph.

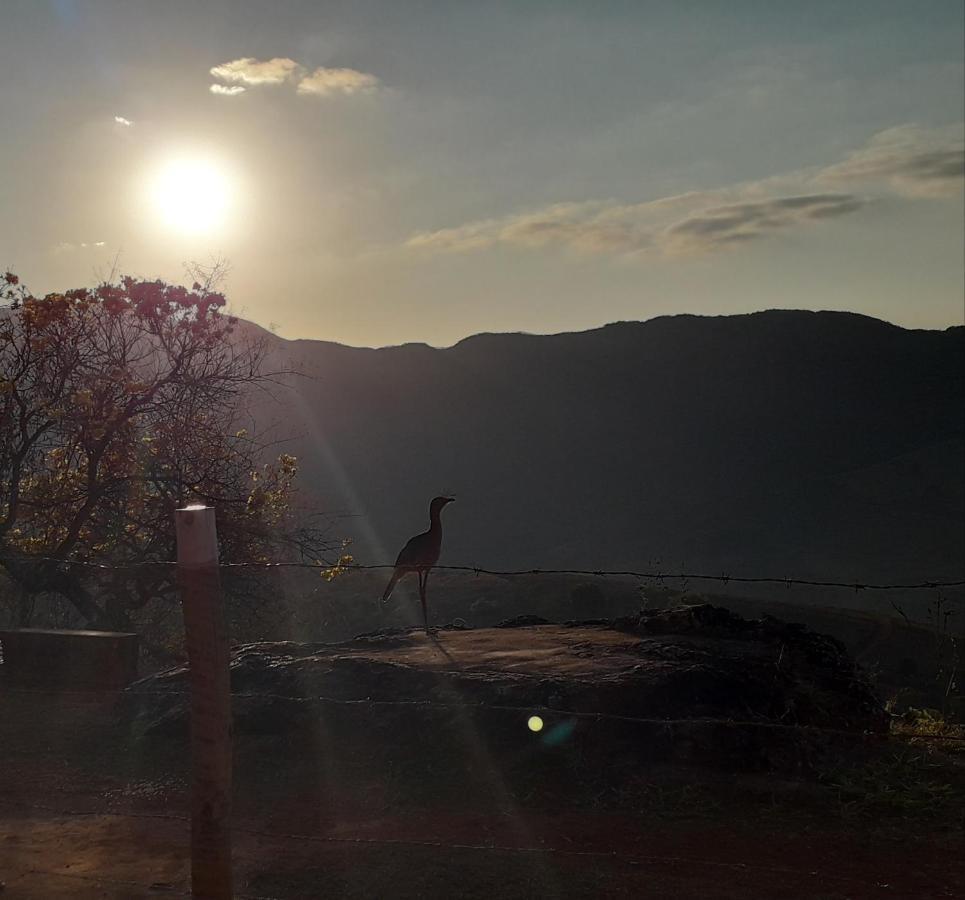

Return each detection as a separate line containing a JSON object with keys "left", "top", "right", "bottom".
{"left": 818, "top": 124, "right": 964, "bottom": 197}
{"left": 210, "top": 57, "right": 301, "bottom": 86}
{"left": 407, "top": 191, "right": 867, "bottom": 259}
{"left": 296, "top": 67, "right": 379, "bottom": 97}
{"left": 407, "top": 124, "right": 961, "bottom": 260}
{"left": 408, "top": 201, "right": 661, "bottom": 255}
{"left": 209, "top": 84, "right": 246, "bottom": 96}
{"left": 53, "top": 241, "right": 107, "bottom": 255}
{"left": 113, "top": 116, "right": 133, "bottom": 127}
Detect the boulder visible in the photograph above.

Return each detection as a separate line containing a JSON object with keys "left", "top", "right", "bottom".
{"left": 119, "top": 605, "right": 886, "bottom": 772}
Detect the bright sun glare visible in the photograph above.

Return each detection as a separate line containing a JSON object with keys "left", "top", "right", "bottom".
{"left": 149, "top": 156, "right": 234, "bottom": 235}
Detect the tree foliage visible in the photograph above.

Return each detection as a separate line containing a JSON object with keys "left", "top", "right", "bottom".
{"left": 0, "top": 271, "right": 342, "bottom": 654}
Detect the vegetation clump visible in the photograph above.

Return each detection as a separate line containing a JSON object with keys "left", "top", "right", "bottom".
{"left": 0, "top": 270, "right": 342, "bottom": 658}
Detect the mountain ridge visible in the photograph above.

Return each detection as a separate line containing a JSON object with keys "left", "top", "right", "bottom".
{"left": 249, "top": 309, "right": 964, "bottom": 589}
{"left": 257, "top": 308, "right": 963, "bottom": 353}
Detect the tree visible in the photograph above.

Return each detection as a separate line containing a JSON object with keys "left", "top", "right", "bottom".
{"left": 0, "top": 270, "right": 343, "bottom": 656}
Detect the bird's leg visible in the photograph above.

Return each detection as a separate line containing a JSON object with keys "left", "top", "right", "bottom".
{"left": 419, "top": 569, "right": 430, "bottom": 635}
{"left": 424, "top": 567, "right": 433, "bottom": 632}
{"left": 381, "top": 569, "right": 402, "bottom": 606}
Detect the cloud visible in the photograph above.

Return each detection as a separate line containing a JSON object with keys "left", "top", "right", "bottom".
{"left": 502, "top": 204, "right": 653, "bottom": 254}
{"left": 818, "top": 124, "right": 964, "bottom": 197}
{"left": 406, "top": 124, "right": 964, "bottom": 261}
{"left": 208, "top": 57, "right": 380, "bottom": 100}
{"left": 661, "top": 194, "right": 866, "bottom": 254}
{"left": 296, "top": 67, "right": 379, "bottom": 97}
{"left": 209, "top": 57, "right": 301, "bottom": 86}
{"left": 407, "top": 191, "right": 867, "bottom": 259}
{"left": 408, "top": 201, "right": 660, "bottom": 255}
{"left": 406, "top": 218, "right": 502, "bottom": 254}
{"left": 113, "top": 116, "right": 133, "bottom": 127}
{"left": 209, "top": 84, "right": 246, "bottom": 96}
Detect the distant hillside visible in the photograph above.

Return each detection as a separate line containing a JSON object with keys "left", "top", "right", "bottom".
{"left": 253, "top": 310, "right": 964, "bottom": 586}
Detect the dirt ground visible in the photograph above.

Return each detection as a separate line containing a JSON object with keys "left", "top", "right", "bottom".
{"left": 2, "top": 722, "right": 963, "bottom": 897}
{"left": 1, "top": 629, "right": 963, "bottom": 899}
{"left": 1, "top": 799, "right": 962, "bottom": 898}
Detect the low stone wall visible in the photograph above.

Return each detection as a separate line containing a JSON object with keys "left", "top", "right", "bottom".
{"left": 0, "top": 628, "right": 139, "bottom": 689}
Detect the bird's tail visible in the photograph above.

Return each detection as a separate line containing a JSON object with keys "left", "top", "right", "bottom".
{"left": 381, "top": 569, "right": 402, "bottom": 604}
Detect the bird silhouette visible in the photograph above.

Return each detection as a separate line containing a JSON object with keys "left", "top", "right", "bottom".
{"left": 382, "top": 496, "right": 455, "bottom": 633}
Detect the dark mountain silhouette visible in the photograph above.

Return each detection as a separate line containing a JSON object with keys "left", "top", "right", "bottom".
{"left": 255, "top": 310, "right": 964, "bottom": 585}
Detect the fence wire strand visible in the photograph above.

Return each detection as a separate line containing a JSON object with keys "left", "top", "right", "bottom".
{"left": 1, "top": 553, "right": 963, "bottom": 591}
{"left": 0, "top": 798, "right": 880, "bottom": 891}
{"left": 2, "top": 683, "right": 963, "bottom": 744}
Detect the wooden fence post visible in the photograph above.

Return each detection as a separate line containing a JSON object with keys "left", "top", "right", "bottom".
{"left": 176, "top": 505, "right": 233, "bottom": 899}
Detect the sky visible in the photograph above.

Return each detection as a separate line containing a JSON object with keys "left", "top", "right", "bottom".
{"left": 1, "top": 0, "right": 963, "bottom": 347}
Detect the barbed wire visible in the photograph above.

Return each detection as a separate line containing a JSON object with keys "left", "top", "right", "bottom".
{"left": 0, "top": 798, "right": 882, "bottom": 890}
{"left": 3, "top": 555, "right": 961, "bottom": 893}
{"left": 2, "top": 683, "right": 963, "bottom": 744}
{"left": 1, "top": 553, "right": 962, "bottom": 591}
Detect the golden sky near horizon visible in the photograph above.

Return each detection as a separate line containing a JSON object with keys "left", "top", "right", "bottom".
{"left": 1, "top": 1, "right": 963, "bottom": 346}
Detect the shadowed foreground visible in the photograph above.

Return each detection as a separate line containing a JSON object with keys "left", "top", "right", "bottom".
{"left": 1, "top": 607, "right": 962, "bottom": 897}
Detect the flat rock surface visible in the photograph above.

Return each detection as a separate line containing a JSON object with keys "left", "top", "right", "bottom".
{"left": 340, "top": 624, "right": 645, "bottom": 674}
{"left": 122, "top": 605, "right": 886, "bottom": 771}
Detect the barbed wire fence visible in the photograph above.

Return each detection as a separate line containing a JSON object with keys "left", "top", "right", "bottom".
{"left": 3, "top": 552, "right": 964, "bottom": 591}
{"left": 0, "top": 794, "right": 890, "bottom": 900}
{"left": 1, "top": 686, "right": 962, "bottom": 899}
{"left": 2, "top": 679, "right": 962, "bottom": 897}
{"left": 1, "top": 523, "right": 963, "bottom": 898}
{"left": 0, "top": 794, "right": 893, "bottom": 900}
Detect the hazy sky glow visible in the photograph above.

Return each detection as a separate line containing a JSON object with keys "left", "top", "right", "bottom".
{"left": 1, "top": 1, "right": 962, "bottom": 346}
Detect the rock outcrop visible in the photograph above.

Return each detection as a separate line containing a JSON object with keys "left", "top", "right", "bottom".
{"left": 120, "top": 605, "right": 886, "bottom": 772}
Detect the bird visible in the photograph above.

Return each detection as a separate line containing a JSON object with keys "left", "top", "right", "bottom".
{"left": 381, "top": 496, "right": 455, "bottom": 634}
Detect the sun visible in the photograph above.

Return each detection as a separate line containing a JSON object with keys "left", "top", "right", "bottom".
{"left": 148, "top": 155, "right": 235, "bottom": 235}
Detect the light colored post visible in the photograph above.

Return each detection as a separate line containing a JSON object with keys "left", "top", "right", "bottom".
{"left": 176, "top": 505, "right": 233, "bottom": 899}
